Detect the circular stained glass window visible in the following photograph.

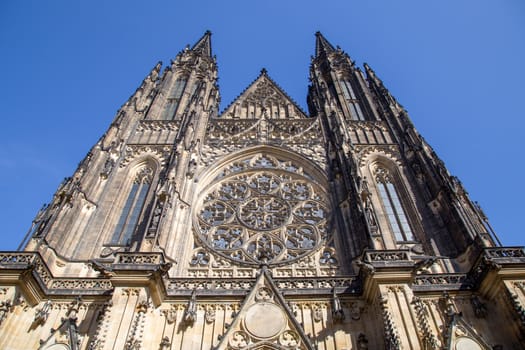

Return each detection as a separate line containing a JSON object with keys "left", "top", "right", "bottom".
{"left": 195, "top": 155, "right": 328, "bottom": 266}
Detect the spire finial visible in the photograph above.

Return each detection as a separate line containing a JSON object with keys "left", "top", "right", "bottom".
{"left": 191, "top": 31, "right": 213, "bottom": 57}
{"left": 314, "top": 31, "right": 335, "bottom": 58}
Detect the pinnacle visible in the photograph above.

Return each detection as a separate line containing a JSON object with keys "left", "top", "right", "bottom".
{"left": 314, "top": 31, "right": 335, "bottom": 57}
{"left": 191, "top": 30, "right": 212, "bottom": 57}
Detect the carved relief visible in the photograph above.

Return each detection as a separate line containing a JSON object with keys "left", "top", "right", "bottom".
{"left": 120, "top": 145, "right": 171, "bottom": 168}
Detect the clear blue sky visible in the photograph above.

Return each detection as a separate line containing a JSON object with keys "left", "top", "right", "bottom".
{"left": 1, "top": 1, "right": 524, "bottom": 250}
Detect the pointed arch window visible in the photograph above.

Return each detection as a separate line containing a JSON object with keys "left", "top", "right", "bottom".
{"left": 111, "top": 167, "right": 153, "bottom": 245}
{"left": 375, "top": 167, "right": 415, "bottom": 242}
{"left": 162, "top": 77, "right": 187, "bottom": 120}
{"left": 340, "top": 80, "right": 365, "bottom": 121}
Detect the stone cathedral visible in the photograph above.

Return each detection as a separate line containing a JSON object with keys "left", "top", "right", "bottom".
{"left": 1, "top": 31, "right": 524, "bottom": 350}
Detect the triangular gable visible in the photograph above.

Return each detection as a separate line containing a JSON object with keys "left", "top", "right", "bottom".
{"left": 445, "top": 314, "right": 492, "bottom": 350}
{"left": 219, "top": 69, "right": 308, "bottom": 120}
{"left": 214, "top": 267, "right": 314, "bottom": 350}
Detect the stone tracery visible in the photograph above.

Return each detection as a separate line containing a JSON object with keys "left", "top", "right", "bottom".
{"left": 195, "top": 153, "right": 329, "bottom": 266}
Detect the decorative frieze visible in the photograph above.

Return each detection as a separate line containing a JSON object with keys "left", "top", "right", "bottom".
{"left": 49, "top": 279, "right": 112, "bottom": 291}
{"left": 166, "top": 277, "right": 357, "bottom": 294}
{"left": 120, "top": 145, "right": 172, "bottom": 168}
{"left": 115, "top": 252, "right": 164, "bottom": 265}
{"left": 413, "top": 273, "right": 470, "bottom": 291}
{"left": 135, "top": 120, "right": 180, "bottom": 132}
{"left": 484, "top": 247, "right": 525, "bottom": 259}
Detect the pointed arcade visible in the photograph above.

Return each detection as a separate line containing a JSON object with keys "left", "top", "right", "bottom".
{"left": 315, "top": 31, "right": 336, "bottom": 58}
{"left": 191, "top": 30, "right": 213, "bottom": 57}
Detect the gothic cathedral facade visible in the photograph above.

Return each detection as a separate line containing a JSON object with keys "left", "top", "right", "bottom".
{"left": 1, "top": 32, "right": 524, "bottom": 350}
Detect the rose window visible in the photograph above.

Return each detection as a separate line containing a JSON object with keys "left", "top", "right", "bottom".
{"left": 195, "top": 155, "right": 328, "bottom": 266}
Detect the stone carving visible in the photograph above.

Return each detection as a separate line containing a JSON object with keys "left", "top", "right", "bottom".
{"left": 99, "top": 139, "right": 122, "bottom": 178}
{"left": 116, "top": 253, "right": 162, "bottom": 264}
{"left": 0, "top": 299, "right": 12, "bottom": 326}
{"left": 159, "top": 336, "right": 171, "bottom": 350}
{"left": 120, "top": 145, "right": 171, "bottom": 168}
{"left": 49, "top": 279, "right": 112, "bottom": 290}
{"left": 349, "top": 301, "right": 363, "bottom": 320}
{"left": 507, "top": 292, "right": 525, "bottom": 332}
{"left": 280, "top": 330, "right": 300, "bottom": 347}
{"left": 255, "top": 286, "right": 273, "bottom": 302}
{"left": 331, "top": 288, "right": 345, "bottom": 323}
{"left": 183, "top": 289, "right": 197, "bottom": 325}
{"left": 359, "top": 176, "right": 379, "bottom": 233}
{"left": 365, "top": 250, "right": 410, "bottom": 262}
{"left": 485, "top": 247, "right": 525, "bottom": 258}
{"left": 356, "top": 144, "right": 402, "bottom": 168}
{"left": 414, "top": 257, "right": 437, "bottom": 274}
{"left": 163, "top": 305, "right": 178, "bottom": 325}
{"left": 355, "top": 258, "right": 375, "bottom": 275}
{"left": 136, "top": 120, "right": 180, "bottom": 132}
{"left": 470, "top": 295, "right": 487, "bottom": 318}
{"left": 125, "top": 299, "right": 148, "bottom": 350}
{"left": 312, "top": 304, "right": 323, "bottom": 323}
{"left": 167, "top": 277, "right": 356, "bottom": 293}
{"left": 319, "top": 248, "right": 338, "bottom": 266}
{"left": 380, "top": 296, "right": 401, "bottom": 350}
{"left": 229, "top": 330, "right": 249, "bottom": 349}
{"left": 442, "top": 292, "right": 460, "bottom": 320}
{"left": 87, "top": 302, "right": 112, "bottom": 350}
{"left": 147, "top": 200, "right": 164, "bottom": 236}
{"left": 205, "top": 306, "right": 215, "bottom": 323}
{"left": 412, "top": 297, "right": 439, "bottom": 349}
{"left": 413, "top": 273, "right": 468, "bottom": 287}
{"left": 238, "top": 196, "right": 291, "bottom": 230}
{"left": 190, "top": 250, "right": 210, "bottom": 266}
{"left": 124, "top": 340, "right": 140, "bottom": 350}
{"left": 196, "top": 154, "right": 329, "bottom": 266}
{"left": 34, "top": 300, "right": 52, "bottom": 325}
{"left": 67, "top": 296, "right": 82, "bottom": 322}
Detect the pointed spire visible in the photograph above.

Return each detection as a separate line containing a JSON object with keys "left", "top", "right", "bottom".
{"left": 315, "top": 31, "right": 335, "bottom": 57}
{"left": 191, "top": 30, "right": 212, "bottom": 57}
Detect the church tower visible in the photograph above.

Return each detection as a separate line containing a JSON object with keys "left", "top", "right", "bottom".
{"left": 1, "top": 32, "right": 524, "bottom": 350}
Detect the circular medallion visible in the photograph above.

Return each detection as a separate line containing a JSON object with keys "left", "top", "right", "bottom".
{"left": 238, "top": 196, "right": 290, "bottom": 230}
{"left": 244, "top": 303, "right": 286, "bottom": 339}
{"left": 455, "top": 337, "right": 482, "bottom": 350}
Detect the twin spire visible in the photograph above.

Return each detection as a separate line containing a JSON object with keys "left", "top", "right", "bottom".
{"left": 186, "top": 30, "right": 337, "bottom": 60}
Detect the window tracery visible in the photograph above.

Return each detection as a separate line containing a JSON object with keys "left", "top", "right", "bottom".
{"left": 340, "top": 79, "right": 365, "bottom": 121}
{"left": 374, "top": 166, "right": 415, "bottom": 242}
{"left": 162, "top": 77, "right": 187, "bottom": 120}
{"left": 110, "top": 166, "right": 153, "bottom": 246}
{"left": 195, "top": 153, "right": 329, "bottom": 266}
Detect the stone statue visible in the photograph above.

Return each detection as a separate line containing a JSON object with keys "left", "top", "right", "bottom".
{"left": 184, "top": 289, "right": 197, "bottom": 324}
{"left": 331, "top": 288, "right": 345, "bottom": 323}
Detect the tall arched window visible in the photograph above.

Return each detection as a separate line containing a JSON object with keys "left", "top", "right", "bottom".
{"left": 111, "top": 166, "right": 153, "bottom": 245}
{"left": 375, "top": 166, "right": 414, "bottom": 242}
{"left": 340, "top": 80, "right": 365, "bottom": 121}
{"left": 162, "top": 77, "right": 187, "bottom": 120}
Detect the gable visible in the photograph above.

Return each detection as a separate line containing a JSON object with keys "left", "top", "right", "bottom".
{"left": 219, "top": 70, "right": 308, "bottom": 120}
{"left": 214, "top": 268, "right": 314, "bottom": 350}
